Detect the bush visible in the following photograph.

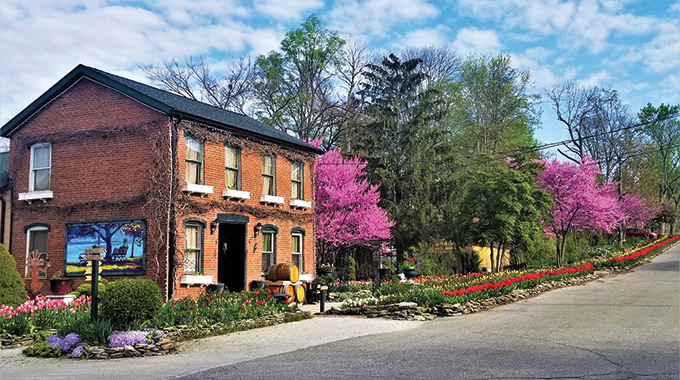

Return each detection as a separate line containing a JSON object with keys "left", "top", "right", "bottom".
{"left": 458, "top": 248, "right": 481, "bottom": 275}
{"left": 100, "top": 278, "right": 162, "bottom": 329}
{"left": 70, "top": 279, "right": 109, "bottom": 298}
{"left": 0, "top": 244, "right": 28, "bottom": 307}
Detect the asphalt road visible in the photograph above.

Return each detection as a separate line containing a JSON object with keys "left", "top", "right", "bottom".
{"left": 2, "top": 244, "right": 678, "bottom": 380}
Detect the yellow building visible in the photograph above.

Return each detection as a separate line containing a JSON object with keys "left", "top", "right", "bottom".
{"left": 472, "top": 246, "right": 510, "bottom": 270}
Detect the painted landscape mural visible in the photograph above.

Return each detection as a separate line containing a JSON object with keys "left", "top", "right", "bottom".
{"left": 65, "top": 219, "right": 146, "bottom": 276}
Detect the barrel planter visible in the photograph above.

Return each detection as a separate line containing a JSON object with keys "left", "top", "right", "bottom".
{"left": 294, "top": 283, "right": 306, "bottom": 304}
{"left": 267, "top": 284, "right": 295, "bottom": 304}
{"left": 266, "top": 263, "right": 299, "bottom": 283}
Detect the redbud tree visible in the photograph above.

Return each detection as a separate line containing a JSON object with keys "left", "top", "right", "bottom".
{"left": 315, "top": 148, "right": 394, "bottom": 266}
{"left": 536, "top": 158, "right": 623, "bottom": 267}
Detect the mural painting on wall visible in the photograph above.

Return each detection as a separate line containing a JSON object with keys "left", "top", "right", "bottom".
{"left": 65, "top": 218, "right": 146, "bottom": 276}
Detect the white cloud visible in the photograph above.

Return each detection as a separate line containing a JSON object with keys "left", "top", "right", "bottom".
{"left": 253, "top": 0, "right": 324, "bottom": 21}
{"left": 577, "top": 70, "right": 613, "bottom": 87}
{"left": 328, "top": 0, "right": 438, "bottom": 39}
{"left": 396, "top": 26, "right": 451, "bottom": 48}
{"left": 0, "top": 1, "right": 284, "bottom": 123}
{"left": 641, "top": 21, "right": 680, "bottom": 74}
{"left": 457, "top": 0, "right": 656, "bottom": 53}
{"left": 453, "top": 28, "right": 502, "bottom": 55}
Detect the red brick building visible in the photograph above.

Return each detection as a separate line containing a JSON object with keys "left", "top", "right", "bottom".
{"left": 0, "top": 65, "right": 322, "bottom": 299}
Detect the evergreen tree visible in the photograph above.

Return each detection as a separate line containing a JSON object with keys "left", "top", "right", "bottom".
{"left": 0, "top": 244, "right": 28, "bottom": 307}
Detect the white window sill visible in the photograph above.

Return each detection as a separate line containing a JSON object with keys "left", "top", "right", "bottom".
{"left": 223, "top": 188, "right": 250, "bottom": 201}
{"left": 180, "top": 274, "right": 213, "bottom": 287}
{"left": 290, "top": 199, "right": 311, "bottom": 209}
{"left": 260, "top": 194, "right": 285, "bottom": 206}
{"left": 182, "top": 183, "right": 214, "bottom": 197}
{"left": 18, "top": 190, "right": 53, "bottom": 203}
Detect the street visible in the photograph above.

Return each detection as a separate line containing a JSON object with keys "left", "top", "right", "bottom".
{"left": 2, "top": 244, "right": 678, "bottom": 380}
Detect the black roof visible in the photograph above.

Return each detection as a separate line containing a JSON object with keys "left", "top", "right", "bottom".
{"left": 1, "top": 64, "right": 323, "bottom": 154}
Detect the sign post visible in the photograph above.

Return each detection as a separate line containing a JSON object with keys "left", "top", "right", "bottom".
{"left": 82, "top": 248, "right": 106, "bottom": 322}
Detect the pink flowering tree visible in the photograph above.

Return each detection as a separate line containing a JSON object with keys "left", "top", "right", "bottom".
{"left": 619, "top": 194, "right": 659, "bottom": 230}
{"left": 536, "top": 158, "right": 623, "bottom": 267}
{"left": 315, "top": 147, "right": 394, "bottom": 267}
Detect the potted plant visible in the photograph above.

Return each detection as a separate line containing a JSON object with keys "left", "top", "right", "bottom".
{"left": 402, "top": 258, "right": 417, "bottom": 279}
{"left": 50, "top": 271, "right": 72, "bottom": 295}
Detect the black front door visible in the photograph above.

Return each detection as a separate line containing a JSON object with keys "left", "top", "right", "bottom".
{"left": 218, "top": 223, "right": 246, "bottom": 292}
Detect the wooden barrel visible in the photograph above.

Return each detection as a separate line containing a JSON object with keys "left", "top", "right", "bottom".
{"left": 267, "top": 284, "right": 295, "bottom": 304}
{"left": 266, "top": 263, "right": 299, "bottom": 283}
{"left": 294, "top": 283, "right": 306, "bottom": 303}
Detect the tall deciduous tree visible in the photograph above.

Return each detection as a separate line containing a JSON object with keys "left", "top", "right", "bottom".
{"left": 315, "top": 147, "right": 394, "bottom": 264}
{"left": 457, "top": 158, "right": 549, "bottom": 272}
{"left": 254, "top": 15, "right": 346, "bottom": 148}
{"left": 454, "top": 53, "right": 539, "bottom": 155}
{"left": 536, "top": 158, "right": 622, "bottom": 267}
{"left": 638, "top": 103, "right": 680, "bottom": 232}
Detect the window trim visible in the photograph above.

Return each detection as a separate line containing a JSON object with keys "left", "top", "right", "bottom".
{"left": 185, "top": 134, "right": 204, "bottom": 186}
{"left": 25, "top": 225, "right": 49, "bottom": 279}
{"left": 225, "top": 145, "right": 241, "bottom": 191}
{"left": 261, "top": 225, "right": 278, "bottom": 274}
{"left": 29, "top": 143, "right": 52, "bottom": 192}
{"left": 291, "top": 161, "right": 304, "bottom": 200}
{"left": 183, "top": 220, "right": 205, "bottom": 275}
{"left": 291, "top": 232, "right": 303, "bottom": 272}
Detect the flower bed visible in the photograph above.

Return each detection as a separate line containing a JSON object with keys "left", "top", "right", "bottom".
{"left": 2, "top": 289, "right": 308, "bottom": 359}
{"left": 598, "top": 235, "right": 678, "bottom": 268}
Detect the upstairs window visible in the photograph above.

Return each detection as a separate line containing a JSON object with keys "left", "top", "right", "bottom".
{"left": 30, "top": 144, "right": 51, "bottom": 192}
{"left": 225, "top": 145, "right": 241, "bottom": 190}
{"left": 185, "top": 135, "right": 203, "bottom": 185}
{"left": 291, "top": 162, "right": 304, "bottom": 200}
{"left": 262, "top": 155, "right": 276, "bottom": 196}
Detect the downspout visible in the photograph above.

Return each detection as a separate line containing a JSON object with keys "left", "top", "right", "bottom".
{"left": 166, "top": 116, "right": 180, "bottom": 300}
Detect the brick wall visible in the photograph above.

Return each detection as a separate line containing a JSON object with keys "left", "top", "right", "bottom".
{"left": 8, "top": 78, "right": 170, "bottom": 294}
{"left": 173, "top": 129, "right": 316, "bottom": 298}
{"left": 7, "top": 77, "right": 318, "bottom": 300}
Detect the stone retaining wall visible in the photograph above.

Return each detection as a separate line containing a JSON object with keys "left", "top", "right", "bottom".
{"left": 322, "top": 271, "right": 611, "bottom": 321}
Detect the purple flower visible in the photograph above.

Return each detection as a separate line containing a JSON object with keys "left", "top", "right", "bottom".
{"left": 71, "top": 345, "right": 85, "bottom": 358}
{"left": 47, "top": 333, "right": 81, "bottom": 352}
{"left": 108, "top": 329, "right": 166, "bottom": 348}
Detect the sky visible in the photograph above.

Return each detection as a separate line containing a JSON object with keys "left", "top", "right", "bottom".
{"left": 1, "top": 0, "right": 679, "bottom": 148}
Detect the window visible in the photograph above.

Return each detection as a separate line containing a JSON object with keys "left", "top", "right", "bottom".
{"left": 262, "top": 155, "right": 276, "bottom": 196}
{"left": 185, "top": 135, "right": 203, "bottom": 185}
{"left": 225, "top": 145, "right": 241, "bottom": 190}
{"left": 30, "top": 144, "right": 51, "bottom": 192}
{"left": 291, "top": 162, "right": 303, "bottom": 200}
{"left": 291, "top": 234, "right": 303, "bottom": 270}
{"left": 184, "top": 221, "right": 204, "bottom": 274}
{"left": 261, "top": 224, "right": 278, "bottom": 273}
{"left": 26, "top": 225, "right": 48, "bottom": 279}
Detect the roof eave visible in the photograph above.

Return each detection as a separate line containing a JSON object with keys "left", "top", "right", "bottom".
{"left": 172, "top": 110, "right": 324, "bottom": 155}
{"left": 1, "top": 65, "right": 173, "bottom": 137}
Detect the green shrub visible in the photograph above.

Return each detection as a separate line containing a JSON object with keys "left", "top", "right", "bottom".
{"left": 458, "top": 248, "right": 481, "bottom": 275}
{"left": 0, "top": 244, "right": 28, "bottom": 307}
{"left": 347, "top": 256, "right": 357, "bottom": 281}
{"left": 70, "top": 279, "right": 109, "bottom": 298}
{"left": 55, "top": 310, "right": 89, "bottom": 338}
{"left": 77, "top": 318, "right": 113, "bottom": 345}
{"left": 23, "top": 341, "right": 61, "bottom": 357}
{"left": 100, "top": 278, "right": 162, "bottom": 329}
